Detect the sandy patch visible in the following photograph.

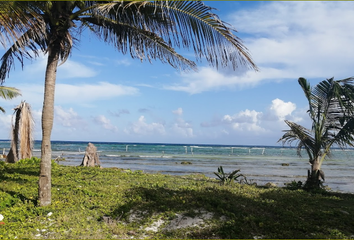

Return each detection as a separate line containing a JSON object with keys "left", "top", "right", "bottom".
{"left": 141, "top": 209, "right": 217, "bottom": 233}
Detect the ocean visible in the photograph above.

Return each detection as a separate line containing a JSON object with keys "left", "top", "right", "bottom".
{"left": 1, "top": 140, "right": 353, "bottom": 193}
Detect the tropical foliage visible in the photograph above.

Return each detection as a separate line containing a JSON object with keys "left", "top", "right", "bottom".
{"left": 1, "top": 162, "right": 354, "bottom": 239}
{"left": 279, "top": 77, "right": 354, "bottom": 189}
{"left": 214, "top": 166, "right": 245, "bottom": 185}
{"left": 0, "top": 1, "right": 257, "bottom": 206}
{"left": 0, "top": 86, "right": 21, "bottom": 113}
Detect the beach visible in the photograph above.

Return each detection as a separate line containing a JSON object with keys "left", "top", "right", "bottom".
{"left": 1, "top": 140, "right": 354, "bottom": 193}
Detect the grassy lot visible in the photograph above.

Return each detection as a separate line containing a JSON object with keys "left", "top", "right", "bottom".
{"left": 0, "top": 158, "right": 353, "bottom": 239}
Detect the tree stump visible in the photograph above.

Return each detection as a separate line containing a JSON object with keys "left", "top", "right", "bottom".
{"left": 80, "top": 143, "right": 101, "bottom": 167}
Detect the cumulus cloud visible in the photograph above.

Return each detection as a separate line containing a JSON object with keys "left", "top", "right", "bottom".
{"left": 93, "top": 115, "right": 118, "bottom": 132}
{"left": 172, "top": 118, "right": 194, "bottom": 138}
{"left": 201, "top": 98, "right": 304, "bottom": 137}
{"left": 172, "top": 107, "right": 183, "bottom": 116}
{"left": 222, "top": 109, "right": 266, "bottom": 133}
{"left": 54, "top": 106, "right": 86, "bottom": 128}
{"left": 126, "top": 116, "right": 165, "bottom": 136}
{"left": 269, "top": 98, "right": 296, "bottom": 121}
{"left": 164, "top": 2, "right": 354, "bottom": 94}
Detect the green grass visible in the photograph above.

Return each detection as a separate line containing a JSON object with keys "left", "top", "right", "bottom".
{"left": 0, "top": 159, "right": 354, "bottom": 239}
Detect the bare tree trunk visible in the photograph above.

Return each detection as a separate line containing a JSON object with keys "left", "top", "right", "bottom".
{"left": 19, "top": 102, "right": 34, "bottom": 159}
{"left": 38, "top": 45, "right": 59, "bottom": 207}
{"left": 6, "top": 129, "right": 18, "bottom": 163}
{"left": 81, "top": 143, "right": 101, "bottom": 167}
{"left": 6, "top": 101, "right": 34, "bottom": 163}
{"left": 6, "top": 105, "right": 21, "bottom": 163}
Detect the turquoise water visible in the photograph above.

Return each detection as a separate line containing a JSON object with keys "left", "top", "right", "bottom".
{"left": 1, "top": 140, "right": 353, "bottom": 193}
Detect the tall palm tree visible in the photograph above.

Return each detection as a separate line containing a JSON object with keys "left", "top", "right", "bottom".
{"left": 0, "top": 86, "right": 21, "bottom": 113}
{"left": 0, "top": 1, "right": 257, "bottom": 206}
{"left": 279, "top": 77, "right": 354, "bottom": 189}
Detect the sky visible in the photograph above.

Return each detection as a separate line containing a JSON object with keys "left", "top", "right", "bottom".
{"left": 1, "top": 1, "right": 354, "bottom": 146}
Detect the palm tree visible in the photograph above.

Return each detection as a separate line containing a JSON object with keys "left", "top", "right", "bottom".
{"left": 279, "top": 77, "right": 354, "bottom": 189}
{"left": 0, "top": 1, "right": 257, "bottom": 206}
{"left": 0, "top": 86, "right": 21, "bottom": 113}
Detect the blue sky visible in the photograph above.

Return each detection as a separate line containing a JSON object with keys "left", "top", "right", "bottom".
{"left": 1, "top": 1, "right": 354, "bottom": 146}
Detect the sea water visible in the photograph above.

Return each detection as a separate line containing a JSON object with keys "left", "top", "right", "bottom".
{"left": 1, "top": 140, "right": 353, "bottom": 193}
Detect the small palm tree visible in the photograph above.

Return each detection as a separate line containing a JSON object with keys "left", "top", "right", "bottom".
{"left": 0, "top": 86, "right": 21, "bottom": 113}
{"left": 0, "top": 1, "right": 257, "bottom": 206}
{"left": 279, "top": 77, "right": 354, "bottom": 189}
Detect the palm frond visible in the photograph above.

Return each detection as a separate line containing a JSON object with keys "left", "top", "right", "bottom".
{"left": 330, "top": 117, "right": 354, "bottom": 148}
{"left": 152, "top": 1, "right": 257, "bottom": 70}
{"left": 0, "top": 86, "right": 21, "bottom": 99}
{"left": 0, "top": 22, "right": 47, "bottom": 82}
{"left": 298, "top": 77, "right": 313, "bottom": 114}
{"left": 94, "top": 0, "right": 257, "bottom": 71}
{"left": 0, "top": 1, "right": 44, "bottom": 48}
{"left": 278, "top": 120, "right": 315, "bottom": 160}
{"left": 82, "top": 16, "right": 197, "bottom": 71}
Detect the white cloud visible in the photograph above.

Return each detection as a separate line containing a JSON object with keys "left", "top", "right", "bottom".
{"left": 54, "top": 106, "right": 86, "bottom": 128}
{"left": 164, "top": 2, "right": 354, "bottom": 94}
{"left": 15, "top": 54, "right": 97, "bottom": 80}
{"left": 200, "top": 98, "right": 306, "bottom": 138}
{"left": 115, "top": 59, "right": 131, "bottom": 66}
{"left": 172, "top": 118, "right": 194, "bottom": 138}
{"left": 222, "top": 109, "right": 266, "bottom": 133}
{"left": 93, "top": 115, "right": 118, "bottom": 132}
{"left": 55, "top": 82, "right": 139, "bottom": 105}
{"left": 232, "top": 1, "right": 354, "bottom": 78}
{"left": 6, "top": 82, "right": 139, "bottom": 110}
{"left": 269, "top": 98, "right": 296, "bottom": 121}
{"left": 126, "top": 116, "right": 165, "bottom": 136}
{"left": 58, "top": 59, "right": 97, "bottom": 79}
{"left": 164, "top": 67, "right": 260, "bottom": 94}
{"left": 172, "top": 107, "right": 183, "bottom": 116}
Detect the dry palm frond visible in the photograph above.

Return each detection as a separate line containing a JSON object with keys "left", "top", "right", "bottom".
{"left": 6, "top": 101, "right": 34, "bottom": 162}
{"left": 18, "top": 102, "right": 34, "bottom": 159}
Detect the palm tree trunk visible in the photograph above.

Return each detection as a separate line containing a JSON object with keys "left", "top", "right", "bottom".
{"left": 38, "top": 44, "right": 59, "bottom": 207}
{"left": 305, "top": 156, "right": 324, "bottom": 189}
{"left": 6, "top": 107, "right": 21, "bottom": 163}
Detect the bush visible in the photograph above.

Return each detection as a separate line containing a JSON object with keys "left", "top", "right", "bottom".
{"left": 284, "top": 180, "right": 303, "bottom": 190}
{"left": 15, "top": 157, "right": 41, "bottom": 165}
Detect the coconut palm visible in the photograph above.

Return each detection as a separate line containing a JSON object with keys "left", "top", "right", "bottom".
{"left": 0, "top": 1, "right": 257, "bottom": 206}
{"left": 6, "top": 101, "right": 34, "bottom": 163}
{"left": 0, "top": 1, "right": 43, "bottom": 48}
{"left": 0, "top": 86, "right": 21, "bottom": 113}
{"left": 279, "top": 77, "right": 354, "bottom": 189}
